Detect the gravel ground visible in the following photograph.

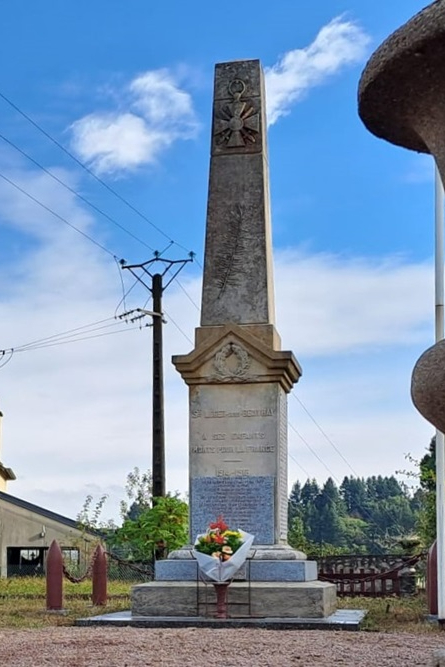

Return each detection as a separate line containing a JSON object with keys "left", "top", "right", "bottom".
{"left": 1, "top": 627, "right": 445, "bottom": 667}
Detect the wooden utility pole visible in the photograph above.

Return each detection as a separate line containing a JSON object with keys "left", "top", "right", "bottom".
{"left": 121, "top": 254, "right": 193, "bottom": 499}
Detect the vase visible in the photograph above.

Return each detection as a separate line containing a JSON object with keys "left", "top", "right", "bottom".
{"left": 213, "top": 582, "right": 230, "bottom": 619}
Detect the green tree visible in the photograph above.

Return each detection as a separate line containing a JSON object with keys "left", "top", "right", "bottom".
{"left": 77, "top": 468, "right": 189, "bottom": 560}
{"left": 120, "top": 467, "right": 153, "bottom": 521}
{"left": 340, "top": 476, "right": 368, "bottom": 519}
{"left": 289, "top": 472, "right": 420, "bottom": 554}
{"left": 114, "top": 494, "right": 189, "bottom": 561}
{"left": 417, "top": 437, "right": 436, "bottom": 546}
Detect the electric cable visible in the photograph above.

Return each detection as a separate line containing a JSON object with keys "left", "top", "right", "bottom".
{"left": 0, "top": 171, "right": 118, "bottom": 259}
{"left": 162, "top": 307, "right": 194, "bottom": 345}
{"left": 289, "top": 405, "right": 402, "bottom": 540}
{"left": 0, "top": 90, "right": 195, "bottom": 256}
{"left": 174, "top": 278, "right": 201, "bottom": 312}
{"left": 288, "top": 420, "right": 342, "bottom": 485}
{"left": 0, "top": 131, "right": 156, "bottom": 252}
{"left": 0, "top": 314, "right": 152, "bottom": 360}
{"left": 292, "top": 392, "right": 360, "bottom": 477}
{"left": 12, "top": 325, "right": 146, "bottom": 351}
{"left": 288, "top": 449, "right": 311, "bottom": 479}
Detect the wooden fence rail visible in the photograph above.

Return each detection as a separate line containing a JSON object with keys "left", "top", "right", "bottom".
{"left": 316, "top": 553, "right": 423, "bottom": 597}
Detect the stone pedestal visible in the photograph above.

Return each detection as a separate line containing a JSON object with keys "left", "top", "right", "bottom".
{"left": 173, "top": 323, "right": 301, "bottom": 545}
{"left": 132, "top": 581, "right": 337, "bottom": 619}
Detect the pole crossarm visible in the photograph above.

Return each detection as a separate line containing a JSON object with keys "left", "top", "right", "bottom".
{"left": 121, "top": 252, "right": 194, "bottom": 293}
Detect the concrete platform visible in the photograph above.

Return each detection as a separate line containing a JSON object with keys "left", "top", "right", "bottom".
{"left": 76, "top": 609, "right": 366, "bottom": 630}
{"left": 131, "top": 580, "right": 337, "bottom": 618}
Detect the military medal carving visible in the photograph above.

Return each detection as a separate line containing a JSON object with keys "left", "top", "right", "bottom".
{"left": 214, "top": 79, "right": 260, "bottom": 147}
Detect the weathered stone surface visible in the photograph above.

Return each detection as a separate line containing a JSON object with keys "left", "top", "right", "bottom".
{"left": 411, "top": 340, "right": 445, "bottom": 433}
{"left": 173, "top": 324, "right": 301, "bottom": 391}
{"left": 132, "top": 581, "right": 337, "bottom": 618}
{"left": 250, "top": 544, "right": 307, "bottom": 560}
{"left": 166, "top": 544, "right": 307, "bottom": 561}
{"left": 155, "top": 555, "right": 316, "bottom": 582}
{"left": 170, "top": 59, "right": 308, "bottom": 586}
{"left": 173, "top": 327, "right": 301, "bottom": 546}
{"left": 200, "top": 60, "right": 274, "bottom": 327}
{"left": 359, "top": 4, "right": 445, "bottom": 438}
{"left": 358, "top": 0, "right": 445, "bottom": 195}
{"left": 249, "top": 560, "right": 317, "bottom": 582}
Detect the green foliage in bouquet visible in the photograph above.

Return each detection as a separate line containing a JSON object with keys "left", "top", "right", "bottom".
{"left": 195, "top": 516, "right": 243, "bottom": 561}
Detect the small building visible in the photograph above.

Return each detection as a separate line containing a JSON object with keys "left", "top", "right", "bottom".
{"left": 0, "top": 490, "right": 96, "bottom": 577}
{"left": 0, "top": 411, "right": 96, "bottom": 577}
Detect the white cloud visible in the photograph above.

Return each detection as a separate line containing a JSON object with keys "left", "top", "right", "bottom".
{"left": 130, "top": 70, "right": 195, "bottom": 124}
{"left": 265, "top": 17, "right": 371, "bottom": 125}
{"left": 275, "top": 249, "right": 433, "bottom": 357}
{"left": 70, "top": 69, "right": 198, "bottom": 175}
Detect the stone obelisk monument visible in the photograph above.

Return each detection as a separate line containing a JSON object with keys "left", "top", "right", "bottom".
{"left": 174, "top": 60, "right": 301, "bottom": 545}
{"left": 132, "top": 60, "right": 336, "bottom": 619}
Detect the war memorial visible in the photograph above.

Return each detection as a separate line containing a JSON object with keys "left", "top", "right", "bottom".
{"left": 129, "top": 59, "right": 338, "bottom": 621}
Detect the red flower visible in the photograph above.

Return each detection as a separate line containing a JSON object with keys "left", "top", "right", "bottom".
{"left": 209, "top": 515, "right": 228, "bottom": 532}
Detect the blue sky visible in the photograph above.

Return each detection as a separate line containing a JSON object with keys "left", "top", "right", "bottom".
{"left": 0, "top": 0, "right": 437, "bottom": 522}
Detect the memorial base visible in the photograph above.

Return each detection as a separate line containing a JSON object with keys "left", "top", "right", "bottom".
{"left": 156, "top": 545, "right": 316, "bottom": 582}
{"left": 131, "top": 581, "right": 337, "bottom": 619}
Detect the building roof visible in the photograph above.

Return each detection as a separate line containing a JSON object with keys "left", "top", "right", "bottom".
{"left": 0, "top": 490, "right": 80, "bottom": 530}
{"left": 0, "top": 463, "right": 16, "bottom": 481}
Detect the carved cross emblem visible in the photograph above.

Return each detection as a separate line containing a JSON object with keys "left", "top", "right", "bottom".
{"left": 214, "top": 79, "right": 260, "bottom": 147}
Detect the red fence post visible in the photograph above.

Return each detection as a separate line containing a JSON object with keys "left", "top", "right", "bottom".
{"left": 92, "top": 544, "right": 107, "bottom": 606}
{"left": 46, "top": 539, "right": 63, "bottom": 611}
{"left": 427, "top": 541, "right": 438, "bottom": 616}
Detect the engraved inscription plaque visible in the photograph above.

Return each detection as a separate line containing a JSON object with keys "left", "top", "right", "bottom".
{"left": 189, "top": 382, "right": 288, "bottom": 543}
{"left": 191, "top": 476, "right": 275, "bottom": 544}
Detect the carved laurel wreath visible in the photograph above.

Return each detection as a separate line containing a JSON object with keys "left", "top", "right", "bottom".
{"left": 213, "top": 343, "right": 250, "bottom": 379}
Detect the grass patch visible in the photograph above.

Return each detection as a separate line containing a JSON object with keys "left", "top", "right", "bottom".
{"left": 0, "top": 577, "right": 132, "bottom": 628}
{"left": 0, "top": 576, "right": 131, "bottom": 598}
{"left": 0, "top": 596, "right": 131, "bottom": 629}
{"left": 0, "top": 578, "right": 439, "bottom": 632}
{"left": 338, "top": 593, "right": 438, "bottom": 633}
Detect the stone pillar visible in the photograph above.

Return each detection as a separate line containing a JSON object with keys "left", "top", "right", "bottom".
{"left": 200, "top": 61, "right": 275, "bottom": 327}
{"left": 173, "top": 60, "right": 301, "bottom": 547}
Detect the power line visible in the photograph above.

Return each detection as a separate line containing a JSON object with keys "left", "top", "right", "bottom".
{"left": 14, "top": 320, "right": 131, "bottom": 352}
{"left": 288, "top": 449, "right": 311, "bottom": 479}
{"left": 0, "top": 313, "right": 152, "bottom": 359}
{"left": 291, "top": 392, "right": 360, "bottom": 477}
{"left": 11, "top": 316, "right": 119, "bottom": 351}
{"left": 14, "top": 324, "right": 146, "bottom": 352}
{"left": 162, "top": 307, "right": 194, "bottom": 346}
{"left": 0, "top": 131, "right": 156, "bottom": 253}
{"left": 0, "top": 171, "right": 118, "bottom": 259}
{"left": 174, "top": 278, "right": 200, "bottom": 312}
{"left": 0, "top": 90, "right": 196, "bottom": 256}
{"left": 0, "top": 96, "right": 203, "bottom": 317}
{"left": 289, "top": 401, "right": 400, "bottom": 537}
{"left": 288, "top": 420, "right": 342, "bottom": 484}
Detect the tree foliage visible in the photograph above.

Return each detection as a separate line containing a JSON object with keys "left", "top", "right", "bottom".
{"left": 288, "top": 474, "right": 419, "bottom": 555}
{"left": 114, "top": 494, "right": 189, "bottom": 561}
{"left": 77, "top": 467, "right": 188, "bottom": 561}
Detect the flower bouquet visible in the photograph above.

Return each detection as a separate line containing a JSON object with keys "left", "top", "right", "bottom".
{"left": 192, "top": 516, "right": 254, "bottom": 583}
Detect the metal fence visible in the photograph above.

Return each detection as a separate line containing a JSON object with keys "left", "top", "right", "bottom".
{"left": 317, "top": 553, "right": 424, "bottom": 597}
